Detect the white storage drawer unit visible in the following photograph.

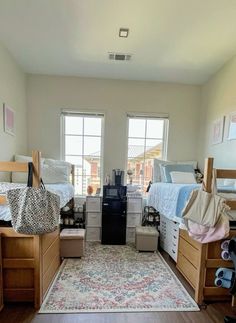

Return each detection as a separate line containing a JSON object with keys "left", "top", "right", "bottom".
{"left": 86, "top": 196, "right": 102, "bottom": 241}
{"left": 126, "top": 227, "right": 136, "bottom": 243}
{"left": 86, "top": 196, "right": 101, "bottom": 212}
{"left": 160, "top": 215, "right": 179, "bottom": 262}
{"left": 126, "top": 196, "right": 143, "bottom": 243}
{"left": 86, "top": 227, "right": 101, "bottom": 241}
{"left": 127, "top": 213, "right": 142, "bottom": 227}
{"left": 127, "top": 197, "right": 142, "bottom": 213}
{"left": 87, "top": 212, "right": 101, "bottom": 227}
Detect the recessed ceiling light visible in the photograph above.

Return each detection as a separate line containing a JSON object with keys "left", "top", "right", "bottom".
{"left": 119, "top": 28, "right": 129, "bottom": 38}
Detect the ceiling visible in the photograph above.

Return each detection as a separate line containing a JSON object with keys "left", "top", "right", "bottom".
{"left": 0, "top": 0, "right": 236, "bottom": 84}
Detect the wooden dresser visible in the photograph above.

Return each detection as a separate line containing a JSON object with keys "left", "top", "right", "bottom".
{"left": 0, "top": 233, "right": 3, "bottom": 311}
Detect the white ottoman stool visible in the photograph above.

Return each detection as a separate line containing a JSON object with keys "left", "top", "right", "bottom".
{"left": 60, "top": 229, "right": 86, "bottom": 258}
{"left": 135, "top": 226, "right": 159, "bottom": 252}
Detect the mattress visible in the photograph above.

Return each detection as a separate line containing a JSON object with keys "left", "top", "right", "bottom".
{"left": 0, "top": 182, "right": 74, "bottom": 222}
{"left": 148, "top": 182, "right": 236, "bottom": 223}
{"left": 147, "top": 183, "right": 200, "bottom": 222}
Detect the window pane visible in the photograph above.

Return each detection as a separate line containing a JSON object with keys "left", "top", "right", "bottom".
{"left": 84, "top": 136, "right": 101, "bottom": 155}
{"left": 128, "top": 138, "right": 145, "bottom": 158}
{"left": 65, "top": 155, "right": 83, "bottom": 166}
{"left": 65, "top": 116, "right": 83, "bottom": 135}
{"left": 146, "top": 119, "right": 164, "bottom": 139}
{"left": 145, "top": 139, "right": 163, "bottom": 159}
{"left": 83, "top": 175, "right": 100, "bottom": 196}
{"left": 128, "top": 119, "right": 145, "bottom": 137}
{"left": 74, "top": 175, "right": 83, "bottom": 195}
{"left": 84, "top": 117, "right": 102, "bottom": 136}
{"left": 65, "top": 135, "right": 82, "bottom": 155}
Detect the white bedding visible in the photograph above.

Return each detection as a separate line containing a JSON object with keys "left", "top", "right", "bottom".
{"left": 0, "top": 182, "right": 74, "bottom": 222}
{"left": 147, "top": 182, "right": 199, "bottom": 223}
{"left": 148, "top": 182, "right": 236, "bottom": 223}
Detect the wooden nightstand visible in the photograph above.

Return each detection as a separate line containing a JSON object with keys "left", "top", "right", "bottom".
{"left": 0, "top": 233, "right": 3, "bottom": 311}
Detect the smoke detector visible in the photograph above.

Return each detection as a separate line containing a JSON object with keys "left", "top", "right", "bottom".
{"left": 108, "top": 52, "right": 132, "bottom": 61}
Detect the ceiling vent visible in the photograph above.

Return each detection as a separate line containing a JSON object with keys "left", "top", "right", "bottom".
{"left": 108, "top": 52, "right": 132, "bottom": 61}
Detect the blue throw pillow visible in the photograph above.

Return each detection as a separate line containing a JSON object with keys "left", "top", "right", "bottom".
{"left": 161, "top": 164, "right": 195, "bottom": 183}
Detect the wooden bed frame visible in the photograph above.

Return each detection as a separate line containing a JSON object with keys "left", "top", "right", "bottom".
{"left": 0, "top": 151, "right": 60, "bottom": 309}
{"left": 177, "top": 157, "right": 236, "bottom": 306}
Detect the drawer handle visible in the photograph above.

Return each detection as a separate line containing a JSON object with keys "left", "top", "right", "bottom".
{"left": 172, "top": 249, "right": 176, "bottom": 254}
{"left": 173, "top": 235, "right": 177, "bottom": 239}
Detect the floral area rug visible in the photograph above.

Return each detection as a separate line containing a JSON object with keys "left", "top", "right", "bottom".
{"left": 39, "top": 243, "right": 199, "bottom": 313}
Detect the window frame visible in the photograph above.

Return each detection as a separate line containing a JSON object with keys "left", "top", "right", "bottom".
{"left": 126, "top": 114, "right": 169, "bottom": 189}
{"left": 61, "top": 111, "right": 104, "bottom": 197}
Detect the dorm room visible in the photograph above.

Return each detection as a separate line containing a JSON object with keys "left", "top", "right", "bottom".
{"left": 1, "top": 1, "right": 236, "bottom": 322}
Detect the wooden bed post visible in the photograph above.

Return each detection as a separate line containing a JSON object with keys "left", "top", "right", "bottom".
{"left": 203, "top": 157, "right": 213, "bottom": 193}
{"left": 195, "top": 243, "right": 208, "bottom": 304}
{"left": 32, "top": 150, "right": 41, "bottom": 188}
{"left": 71, "top": 164, "right": 75, "bottom": 186}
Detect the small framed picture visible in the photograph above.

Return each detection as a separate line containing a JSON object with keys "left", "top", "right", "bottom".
{"left": 227, "top": 111, "right": 236, "bottom": 140}
{"left": 3, "top": 104, "right": 15, "bottom": 136}
{"left": 212, "top": 116, "right": 225, "bottom": 145}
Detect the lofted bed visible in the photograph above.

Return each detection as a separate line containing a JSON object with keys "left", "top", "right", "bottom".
{"left": 0, "top": 151, "right": 73, "bottom": 309}
{"left": 148, "top": 157, "right": 236, "bottom": 305}
{"left": 177, "top": 157, "right": 236, "bottom": 305}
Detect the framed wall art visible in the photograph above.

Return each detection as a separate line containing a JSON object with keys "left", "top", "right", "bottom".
{"left": 212, "top": 116, "right": 225, "bottom": 145}
{"left": 227, "top": 111, "right": 236, "bottom": 140}
{"left": 3, "top": 104, "right": 15, "bottom": 136}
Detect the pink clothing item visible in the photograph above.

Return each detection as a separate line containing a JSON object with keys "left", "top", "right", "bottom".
{"left": 186, "top": 214, "right": 229, "bottom": 243}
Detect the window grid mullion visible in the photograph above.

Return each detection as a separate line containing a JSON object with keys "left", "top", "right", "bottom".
{"left": 82, "top": 117, "right": 85, "bottom": 195}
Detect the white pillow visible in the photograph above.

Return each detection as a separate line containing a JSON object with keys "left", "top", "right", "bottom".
{"left": 42, "top": 164, "right": 70, "bottom": 184}
{"left": 12, "top": 154, "right": 45, "bottom": 183}
{"left": 153, "top": 159, "right": 198, "bottom": 183}
{"left": 170, "top": 171, "right": 197, "bottom": 184}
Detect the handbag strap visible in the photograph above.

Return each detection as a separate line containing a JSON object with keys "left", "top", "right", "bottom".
{"left": 27, "top": 162, "right": 45, "bottom": 189}
{"left": 27, "top": 162, "right": 33, "bottom": 187}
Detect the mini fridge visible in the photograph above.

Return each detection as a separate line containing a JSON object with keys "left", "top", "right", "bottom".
{"left": 101, "top": 185, "right": 127, "bottom": 245}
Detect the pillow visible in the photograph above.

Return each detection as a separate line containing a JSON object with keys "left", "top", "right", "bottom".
{"left": 42, "top": 164, "right": 70, "bottom": 184}
{"left": 12, "top": 154, "right": 45, "bottom": 183}
{"left": 153, "top": 159, "right": 173, "bottom": 182}
{"left": 161, "top": 163, "right": 195, "bottom": 183}
{"left": 152, "top": 159, "right": 198, "bottom": 183}
{"left": 170, "top": 171, "right": 197, "bottom": 184}
{"left": 176, "top": 160, "right": 198, "bottom": 169}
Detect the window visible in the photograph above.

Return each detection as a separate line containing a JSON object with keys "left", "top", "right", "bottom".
{"left": 127, "top": 115, "right": 168, "bottom": 192}
{"left": 61, "top": 112, "right": 104, "bottom": 196}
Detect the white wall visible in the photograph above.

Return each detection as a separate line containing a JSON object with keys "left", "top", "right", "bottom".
{"left": 0, "top": 42, "right": 27, "bottom": 180}
{"left": 27, "top": 75, "right": 200, "bottom": 179}
{"left": 198, "top": 55, "right": 236, "bottom": 168}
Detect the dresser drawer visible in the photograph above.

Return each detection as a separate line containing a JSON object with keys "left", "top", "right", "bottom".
{"left": 178, "top": 236, "right": 199, "bottom": 268}
{"left": 127, "top": 198, "right": 142, "bottom": 213}
{"left": 86, "top": 197, "right": 101, "bottom": 212}
{"left": 86, "top": 227, "right": 101, "bottom": 241}
{"left": 86, "top": 212, "right": 101, "bottom": 227}
{"left": 126, "top": 227, "right": 135, "bottom": 243}
{"left": 127, "top": 213, "right": 141, "bottom": 227}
